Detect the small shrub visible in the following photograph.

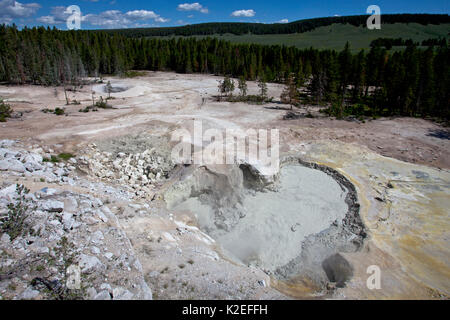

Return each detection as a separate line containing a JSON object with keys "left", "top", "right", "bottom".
{"left": 95, "top": 97, "right": 111, "bottom": 109}
{"left": 32, "top": 236, "right": 86, "bottom": 300}
{"left": 0, "top": 99, "right": 13, "bottom": 122}
{"left": 42, "top": 108, "right": 65, "bottom": 116}
{"left": 54, "top": 108, "right": 65, "bottom": 116}
{"left": 0, "top": 185, "right": 31, "bottom": 240}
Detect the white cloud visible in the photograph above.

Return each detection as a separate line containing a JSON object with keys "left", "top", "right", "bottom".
{"left": 36, "top": 7, "right": 169, "bottom": 28}
{"left": 177, "top": 3, "right": 208, "bottom": 14}
{"left": 37, "top": 6, "right": 71, "bottom": 25}
{"left": 36, "top": 15, "right": 56, "bottom": 24}
{"left": 231, "top": 9, "right": 255, "bottom": 18}
{"left": 277, "top": 19, "right": 289, "bottom": 23}
{"left": 155, "top": 17, "right": 169, "bottom": 23}
{"left": 125, "top": 10, "right": 159, "bottom": 20}
{"left": 0, "top": 0, "right": 40, "bottom": 23}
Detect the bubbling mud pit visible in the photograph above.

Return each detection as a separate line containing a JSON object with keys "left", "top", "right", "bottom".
{"left": 165, "top": 158, "right": 367, "bottom": 288}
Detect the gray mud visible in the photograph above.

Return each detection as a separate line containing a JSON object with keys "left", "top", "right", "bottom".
{"left": 165, "top": 158, "right": 366, "bottom": 287}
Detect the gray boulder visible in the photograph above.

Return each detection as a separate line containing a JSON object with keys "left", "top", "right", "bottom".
{"left": 0, "top": 159, "right": 25, "bottom": 173}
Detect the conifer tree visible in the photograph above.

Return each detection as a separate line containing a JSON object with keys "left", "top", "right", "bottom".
{"left": 238, "top": 76, "right": 248, "bottom": 97}
{"left": 280, "top": 73, "right": 299, "bottom": 110}
{"left": 257, "top": 76, "right": 268, "bottom": 101}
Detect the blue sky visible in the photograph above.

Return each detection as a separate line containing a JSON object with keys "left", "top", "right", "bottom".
{"left": 0, "top": 0, "right": 448, "bottom": 29}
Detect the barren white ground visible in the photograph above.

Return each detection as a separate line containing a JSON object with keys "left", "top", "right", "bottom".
{"left": 1, "top": 72, "right": 449, "bottom": 299}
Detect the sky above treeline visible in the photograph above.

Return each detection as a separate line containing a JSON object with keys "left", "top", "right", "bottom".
{"left": 0, "top": 0, "right": 449, "bottom": 29}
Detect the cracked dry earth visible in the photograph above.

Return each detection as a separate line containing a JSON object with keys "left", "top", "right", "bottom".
{"left": 0, "top": 72, "right": 449, "bottom": 300}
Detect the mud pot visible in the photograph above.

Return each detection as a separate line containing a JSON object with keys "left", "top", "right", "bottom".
{"left": 165, "top": 158, "right": 366, "bottom": 290}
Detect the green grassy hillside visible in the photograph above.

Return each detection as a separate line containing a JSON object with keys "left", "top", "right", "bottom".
{"left": 151, "top": 23, "right": 449, "bottom": 52}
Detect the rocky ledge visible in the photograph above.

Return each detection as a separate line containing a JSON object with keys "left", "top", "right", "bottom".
{"left": 0, "top": 140, "right": 152, "bottom": 300}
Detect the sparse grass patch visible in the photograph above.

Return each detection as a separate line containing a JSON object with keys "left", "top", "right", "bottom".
{"left": 7, "top": 283, "right": 17, "bottom": 291}
{"left": 43, "top": 155, "right": 60, "bottom": 163}
{"left": 36, "top": 265, "right": 45, "bottom": 272}
{"left": 58, "top": 153, "right": 74, "bottom": 161}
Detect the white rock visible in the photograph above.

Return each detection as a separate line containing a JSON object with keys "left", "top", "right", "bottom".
{"left": 100, "top": 283, "right": 112, "bottom": 292}
{"left": 90, "top": 231, "right": 104, "bottom": 244}
{"left": 40, "top": 200, "right": 64, "bottom": 213}
{"left": 0, "top": 184, "right": 17, "bottom": 202}
{"left": 20, "top": 287, "right": 40, "bottom": 300}
{"left": 49, "top": 219, "right": 61, "bottom": 227}
{"left": 38, "top": 187, "right": 58, "bottom": 196}
{"left": 23, "top": 154, "right": 43, "bottom": 171}
{"left": 30, "top": 245, "right": 49, "bottom": 254}
{"left": 64, "top": 197, "right": 78, "bottom": 213}
{"left": 54, "top": 168, "right": 65, "bottom": 176}
{"left": 96, "top": 210, "right": 109, "bottom": 223}
{"left": 140, "top": 280, "right": 153, "bottom": 300}
{"left": 0, "top": 140, "right": 15, "bottom": 147}
{"left": 79, "top": 254, "right": 105, "bottom": 273}
{"left": 113, "top": 287, "right": 134, "bottom": 300}
{"left": 0, "top": 148, "right": 13, "bottom": 159}
{"left": 94, "top": 290, "right": 111, "bottom": 300}
{"left": 62, "top": 212, "right": 75, "bottom": 230}
{"left": 1, "top": 233, "right": 11, "bottom": 244}
{"left": 128, "top": 203, "right": 142, "bottom": 210}
{"left": 86, "top": 287, "right": 98, "bottom": 299}
{"left": 104, "top": 252, "right": 114, "bottom": 260}
{"left": 0, "top": 159, "right": 25, "bottom": 173}
{"left": 91, "top": 247, "right": 101, "bottom": 254}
